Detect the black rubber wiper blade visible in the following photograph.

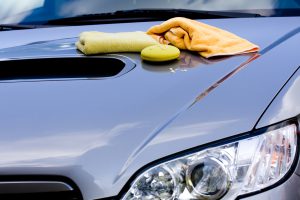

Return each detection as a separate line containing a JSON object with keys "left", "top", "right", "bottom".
{"left": 0, "top": 24, "right": 38, "bottom": 31}
{"left": 46, "top": 9, "right": 262, "bottom": 25}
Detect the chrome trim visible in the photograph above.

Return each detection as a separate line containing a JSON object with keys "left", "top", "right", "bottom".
{"left": 0, "top": 181, "right": 74, "bottom": 194}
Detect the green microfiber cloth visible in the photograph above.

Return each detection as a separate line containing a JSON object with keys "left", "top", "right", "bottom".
{"left": 76, "top": 31, "right": 159, "bottom": 55}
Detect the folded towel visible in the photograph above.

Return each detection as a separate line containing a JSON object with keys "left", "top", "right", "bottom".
{"left": 147, "top": 17, "right": 259, "bottom": 58}
{"left": 76, "top": 31, "right": 159, "bottom": 55}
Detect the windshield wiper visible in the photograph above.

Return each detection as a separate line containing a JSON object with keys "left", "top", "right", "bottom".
{"left": 0, "top": 24, "right": 39, "bottom": 31}
{"left": 46, "top": 9, "right": 262, "bottom": 25}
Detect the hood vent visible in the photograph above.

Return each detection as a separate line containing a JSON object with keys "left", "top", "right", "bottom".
{"left": 0, "top": 56, "right": 135, "bottom": 81}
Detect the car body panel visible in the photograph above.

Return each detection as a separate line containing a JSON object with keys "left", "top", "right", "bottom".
{"left": 0, "top": 17, "right": 299, "bottom": 199}
{"left": 256, "top": 68, "right": 300, "bottom": 129}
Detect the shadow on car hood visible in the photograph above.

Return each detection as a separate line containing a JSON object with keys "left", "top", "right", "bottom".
{"left": 0, "top": 17, "right": 299, "bottom": 199}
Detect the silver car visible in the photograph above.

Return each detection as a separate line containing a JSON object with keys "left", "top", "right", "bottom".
{"left": 0, "top": 0, "right": 299, "bottom": 199}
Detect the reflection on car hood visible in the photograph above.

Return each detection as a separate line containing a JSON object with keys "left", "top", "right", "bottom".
{"left": 0, "top": 17, "right": 299, "bottom": 199}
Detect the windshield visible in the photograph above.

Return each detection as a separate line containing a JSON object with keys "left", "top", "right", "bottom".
{"left": 1, "top": 0, "right": 300, "bottom": 25}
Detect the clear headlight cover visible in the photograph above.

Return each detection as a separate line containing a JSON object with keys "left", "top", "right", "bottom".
{"left": 122, "top": 124, "right": 298, "bottom": 200}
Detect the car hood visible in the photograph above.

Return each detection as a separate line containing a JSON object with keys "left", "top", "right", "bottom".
{"left": 0, "top": 17, "right": 299, "bottom": 199}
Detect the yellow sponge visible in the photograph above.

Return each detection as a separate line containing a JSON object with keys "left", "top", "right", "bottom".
{"left": 76, "top": 31, "right": 159, "bottom": 55}
{"left": 141, "top": 44, "right": 180, "bottom": 62}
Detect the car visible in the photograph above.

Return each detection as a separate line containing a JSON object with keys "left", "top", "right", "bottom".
{"left": 0, "top": 0, "right": 300, "bottom": 199}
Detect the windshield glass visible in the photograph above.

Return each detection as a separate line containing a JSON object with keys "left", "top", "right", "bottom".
{"left": 1, "top": 0, "right": 300, "bottom": 25}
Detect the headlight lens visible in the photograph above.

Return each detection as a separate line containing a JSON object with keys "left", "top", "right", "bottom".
{"left": 122, "top": 124, "right": 297, "bottom": 200}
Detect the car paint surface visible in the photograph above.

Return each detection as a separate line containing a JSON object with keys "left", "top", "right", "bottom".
{"left": 0, "top": 17, "right": 299, "bottom": 199}
{"left": 257, "top": 68, "right": 300, "bottom": 129}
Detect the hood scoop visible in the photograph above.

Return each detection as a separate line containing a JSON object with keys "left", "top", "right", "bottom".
{"left": 0, "top": 55, "right": 135, "bottom": 82}
{"left": 0, "top": 37, "right": 135, "bottom": 82}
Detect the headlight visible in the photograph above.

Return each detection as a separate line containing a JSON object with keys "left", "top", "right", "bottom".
{"left": 122, "top": 123, "right": 298, "bottom": 200}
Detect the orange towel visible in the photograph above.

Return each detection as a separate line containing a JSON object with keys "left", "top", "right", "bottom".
{"left": 147, "top": 17, "right": 259, "bottom": 58}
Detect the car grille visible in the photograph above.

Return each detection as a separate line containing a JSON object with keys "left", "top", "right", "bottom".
{"left": 0, "top": 176, "right": 83, "bottom": 200}
{"left": 0, "top": 191, "right": 82, "bottom": 200}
